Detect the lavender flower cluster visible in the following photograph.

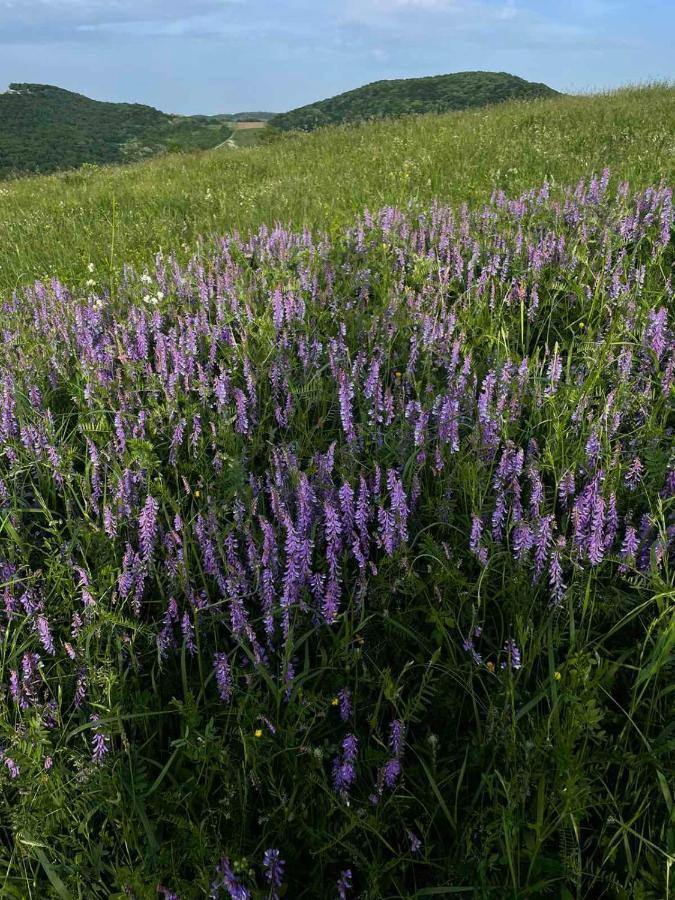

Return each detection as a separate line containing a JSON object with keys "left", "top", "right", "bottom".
{"left": 0, "top": 171, "right": 672, "bottom": 889}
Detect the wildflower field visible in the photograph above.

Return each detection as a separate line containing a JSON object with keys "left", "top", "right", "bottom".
{"left": 0, "top": 88, "right": 674, "bottom": 898}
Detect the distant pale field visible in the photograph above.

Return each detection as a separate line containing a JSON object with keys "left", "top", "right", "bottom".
{"left": 232, "top": 120, "right": 268, "bottom": 130}
{"left": 0, "top": 85, "right": 672, "bottom": 296}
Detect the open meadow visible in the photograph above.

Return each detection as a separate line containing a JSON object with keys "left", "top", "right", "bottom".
{"left": 0, "top": 86, "right": 673, "bottom": 898}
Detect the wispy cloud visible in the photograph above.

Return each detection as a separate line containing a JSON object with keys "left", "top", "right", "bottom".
{"left": 0, "top": 0, "right": 242, "bottom": 38}
{"left": 0, "top": 0, "right": 670, "bottom": 112}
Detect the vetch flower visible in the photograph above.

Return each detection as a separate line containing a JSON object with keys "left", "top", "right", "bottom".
{"left": 336, "top": 868, "right": 352, "bottom": 900}
{"left": 90, "top": 714, "right": 110, "bottom": 764}
{"left": 501, "top": 639, "right": 522, "bottom": 671}
{"left": 138, "top": 494, "right": 159, "bottom": 562}
{"left": 214, "top": 653, "right": 233, "bottom": 703}
{"left": 262, "top": 848, "right": 285, "bottom": 900}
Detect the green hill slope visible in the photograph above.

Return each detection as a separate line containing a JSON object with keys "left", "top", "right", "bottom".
{"left": 0, "top": 83, "right": 273, "bottom": 178}
{"left": 271, "top": 70, "right": 559, "bottom": 131}
{"left": 0, "top": 85, "right": 671, "bottom": 297}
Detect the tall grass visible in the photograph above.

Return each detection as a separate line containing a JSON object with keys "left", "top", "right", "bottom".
{"left": 0, "top": 86, "right": 673, "bottom": 899}
{"left": 0, "top": 85, "right": 672, "bottom": 295}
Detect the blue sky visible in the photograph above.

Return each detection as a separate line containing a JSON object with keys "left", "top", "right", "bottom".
{"left": 0, "top": 0, "right": 672, "bottom": 114}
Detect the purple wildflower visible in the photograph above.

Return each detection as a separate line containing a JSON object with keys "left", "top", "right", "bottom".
{"left": 4, "top": 757, "right": 19, "bottom": 779}
{"left": 233, "top": 388, "right": 249, "bottom": 435}
{"left": 389, "top": 719, "right": 405, "bottom": 757}
{"left": 337, "top": 869, "right": 353, "bottom": 900}
{"left": 625, "top": 456, "right": 644, "bottom": 490}
{"left": 36, "top": 615, "right": 55, "bottom": 655}
{"left": 211, "top": 857, "right": 251, "bottom": 900}
{"left": 558, "top": 470, "right": 576, "bottom": 506}
{"left": 181, "top": 612, "right": 196, "bottom": 654}
{"left": 90, "top": 714, "right": 110, "bottom": 763}
{"left": 214, "top": 653, "right": 233, "bottom": 703}
{"left": 138, "top": 494, "right": 158, "bottom": 562}
{"left": 337, "top": 370, "right": 356, "bottom": 444}
{"left": 549, "top": 537, "right": 567, "bottom": 605}
{"left": 103, "top": 505, "right": 118, "bottom": 538}
{"left": 332, "top": 734, "right": 358, "bottom": 801}
{"left": 382, "top": 757, "right": 402, "bottom": 788}
{"left": 338, "top": 687, "right": 352, "bottom": 722}
{"left": 74, "top": 668, "right": 87, "bottom": 709}
{"left": 113, "top": 411, "right": 126, "bottom": 455}
{"left": 545, "top": 348, "right": 563, "bottom": 396}
{"left": 169, "top": 418, "right": 185, "bottom": 465}
{"left": 501, "top": 639, "right": 522, "bottom": 671}
{"left": 533, "top": 515, "right": 554, "bottom": 578}
{"left": 619, "top": 524, "right": 639, "bottom": 572}
{"left": 470, "top": 514, "right": 488, "bottom": 566}
{"left": 644, "top": 307, "right": 668, "bottom": 359}
{"left": 585, "top": 431, "right": 602, "bottom": 468}
{"left": 407, "top": 830, "right": 422, "bottom": 854}
{"left": 588, "top": 495, "right": 606, "bottom": 565}
{"left": 263, "top": 849, "right": 285, "bottom": 900}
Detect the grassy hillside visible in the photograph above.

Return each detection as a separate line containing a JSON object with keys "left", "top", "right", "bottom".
{"left": 228, "top": 120, "right": 270, "bottom": 148}
{"left": 0, "top": 82, "right": 672, "bottom": 897}
{"left": 218, "top": 112, "right": 276, "bottom": 122}
{"left": 271, "top": 70, "right": 559, "bottom": 131}
{"left": 0, "top": 85, "right": 671, "bottom": 297}
{"left": 0, "top": 83, "right": 270, "bottom": 178}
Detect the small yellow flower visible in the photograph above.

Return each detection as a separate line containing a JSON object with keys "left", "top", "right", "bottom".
{"left": 579, "top": 322, "right": 585, "bottom": 330}
{"left": 194, "top": 490, "right": 201, "bottom": 497}
{"left": 554, "top": 671, "right": 561, "bottom": 681}
{"left": 254, "top": 728, "right": 263, "bottom": 738}
{"left": 331, "top": 697, "right": 339, "bottom": 706}
{"left": 486, "top": 661, "right": 495, "bottom": 673}
{"left": 394, "top": 371, "right": 401, "bottom": 378}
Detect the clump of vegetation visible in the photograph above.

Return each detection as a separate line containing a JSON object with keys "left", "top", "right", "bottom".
{"left": 271, "top": 70, "right": 559, "bottom": 131}
{"left": 0, "top": 163, "right": 672, "bottom": 897}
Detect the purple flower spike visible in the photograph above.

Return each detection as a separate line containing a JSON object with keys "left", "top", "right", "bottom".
{"left": 36, "top": 615, "right": 55, "bottom": 655}
{"left": 338, "top": 687, "right": 352, "bottom": 722}
{"left": 138, "top": 494, "right": 159, "bottom": 562}
{"left": 332, "top": 734, "right": 358, "bottom": 801}
{"left": 501, "top": 639, "right": 522, "bottom": 671}
{"left": 625, "top": 456, "right": 644, "bottom": 490}
{"left": 337, "top": 869, "right": 353, "bottom": 900}
{"left": 389, "top": 719, "right": 405, "bottom": 757}
{"left": 263, "top": 848, "right": 285, "bottom": 900}
{"left": 382, "top": 757, "right": 402, "bottom": 788}
{"left": 90, "top": 714, "right": 110, "bottom": 764}
{"left": 337, "top": 370, "right": 356, "bottom": 444}
{"left": 407, "top": 830, "right": 422, "bottom": 854}
{"left": 214, "top": 653, "right": 233, "bottom": 703}
{"left": 4, "top": 757, "right": 20, "bottom": 779}
{"left": 470, "top": 514, "right": 488, "bottom": 566}
{"left": 211, "top": 857, "right": 250, "bottom": 900}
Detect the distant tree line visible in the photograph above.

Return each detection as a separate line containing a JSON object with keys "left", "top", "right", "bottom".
{"left": 271, "top": 71, "right": 559, "bottom": 132}
{"left": 0, "top": 84, "right": 273, "bottom": 178}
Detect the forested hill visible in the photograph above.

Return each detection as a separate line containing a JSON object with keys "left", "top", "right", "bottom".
{"left": 271, "top": 70, "right": 559, "bottom": 131}
{"left": 0, "top": 83, "right": 272, "bottom": 178}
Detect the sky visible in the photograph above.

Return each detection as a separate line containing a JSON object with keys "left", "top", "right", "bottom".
{"left": 0, "top": 0, "right": 672, "bottom": 114}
